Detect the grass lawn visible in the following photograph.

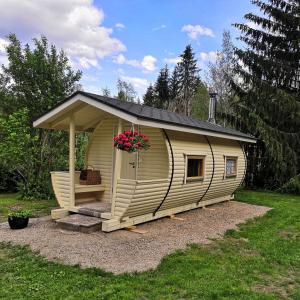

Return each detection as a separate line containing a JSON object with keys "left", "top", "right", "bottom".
{"left": 0, "top": 193, "right": 57, "bottom": 222}
{"left": 0, "top": 190, "right": 299, "bottom": 299}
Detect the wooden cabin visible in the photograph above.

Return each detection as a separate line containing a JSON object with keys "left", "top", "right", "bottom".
{"left": 33, "top": 91, "right": 256, "bottom": 232}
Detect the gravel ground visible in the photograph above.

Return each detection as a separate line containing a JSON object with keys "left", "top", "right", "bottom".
{"left": 0, "top": 201, "right": 270, "bottom": 274}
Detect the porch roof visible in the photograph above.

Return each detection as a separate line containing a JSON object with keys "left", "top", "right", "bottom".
{"left": 33, "top": 91, "right": 256, "bottom": 143}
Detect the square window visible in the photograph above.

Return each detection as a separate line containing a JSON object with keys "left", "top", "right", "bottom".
{"left": 185, "top": 155, "right": 205, "bottom": 182}
{"left": 225, "top": 157, "right": 237, "bottom": 177}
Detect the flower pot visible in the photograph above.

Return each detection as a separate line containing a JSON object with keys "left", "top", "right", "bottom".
{"left": 8, "top": 216, "right": 29, "bottom": 230}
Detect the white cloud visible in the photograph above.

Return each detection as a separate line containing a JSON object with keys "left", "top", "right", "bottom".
{"left": 114, "top": 54, "right": 157, "bottom": 73}
{"left": 198, "top": 51, "right": 219, "bottom": 68}
{"left": 163, "top": 57, "right": 182, "bottom": 65}
{"left": 182, "top": 24, "right": 215, "bottom": 39}
{"left": 199, "top": 51, "right": 219, "bottom": 63}
{"left": 152, "top": 24, "right": 167, "bottom": 31}
{"left": 115, "top": 23, "right": 125, "bottom": 30}
{"left": 120, "top": 75, "right": 149, "bottom": 92}
{"left": 141, "top": 55, "right": 157, "bottom": 72}
{"left": 0, "top": 0, "right": 126, "bottom": 69}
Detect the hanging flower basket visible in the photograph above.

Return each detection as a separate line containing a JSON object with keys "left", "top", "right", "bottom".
{"left": 113, "top": 130, "right": 150, "bottom": 153}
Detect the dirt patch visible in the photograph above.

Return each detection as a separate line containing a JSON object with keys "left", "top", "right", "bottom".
{"left": 253, "top": 271, "right": 299, "bottom": 299}
{"left": 0, "top": 248, "right": 9, "bottom": 260}
{"left": 0, "top": 201, "right": 270, "bottom": 274}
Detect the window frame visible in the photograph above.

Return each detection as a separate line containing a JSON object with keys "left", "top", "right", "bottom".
{"left": 224, "top": 156, "right": 238, "bottom": 178}
{"left": 184, "top": 155, "right": 205, "bottom": 184}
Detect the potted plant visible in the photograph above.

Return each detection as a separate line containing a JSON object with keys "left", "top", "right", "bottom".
{"left": 113, "top": 130, "right": 150, "bottom": 153}
{"left": 8, "top": 209, "right": 32, "bottom": 230}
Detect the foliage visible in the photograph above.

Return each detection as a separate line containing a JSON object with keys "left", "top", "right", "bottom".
{"left": 278, "top": 174, "right": 300, "bottom": 195}
{"left": 231, "top": 0, "right": 300, "bottom": 188}
{"left": 176, "top": 44, "right": 200, "bottom": 116}
{"left": 143, "top": 83, "right": 156, "bottom": 107}
{"left": 192, "top": 81, "right": 210, "bottom": 120}
{"left": 8, "top": 209, "right": 32, "bottom": 218}
{"left": 0, "top": 190, "right": 299, "bottom": 299}
{"left": 207, "top": 30, "right": 235, "bottom": 126}
{"left": 144, "top": 45, "right": 206, "bottom": 118}
{"left": 113, "top": 130, "right": 150, "bottom": 153}
{"left": 116, "top": 79, "right": 137, "bottom": 102}
{"left": 101, "top": 87, "right": 111, "bottom": 97}
{"left": 154, "top": 65, "right": 170, "bottom": 109}
{"left": 0, "top": 34, "right": 82, "bottom": 198}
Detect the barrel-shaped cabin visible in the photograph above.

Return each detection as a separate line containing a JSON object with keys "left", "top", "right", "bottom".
{"left": 33, "top": 91, "right": 256, "bottom": 232}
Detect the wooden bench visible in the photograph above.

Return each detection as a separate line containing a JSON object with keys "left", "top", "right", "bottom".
{"left": 75, "top": 184, "right": 105, "bottom": 193}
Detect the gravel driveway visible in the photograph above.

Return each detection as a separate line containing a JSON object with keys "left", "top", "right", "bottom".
{"left": 0, "top": 201, "right": 270, "bottom": 274}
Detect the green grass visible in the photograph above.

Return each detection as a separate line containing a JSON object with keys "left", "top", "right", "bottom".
{"left": 0, "top": 193, "right": 57, "bottom": 222}
{"left": 0, "top": 190, "right": 299, "bottom": 299}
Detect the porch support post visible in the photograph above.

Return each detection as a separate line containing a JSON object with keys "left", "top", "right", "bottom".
{"left": 69, "top": 115, "right": 75, "bottom": 208}
{"left": 111, "top": 118, "right": 122, "bottom": 217}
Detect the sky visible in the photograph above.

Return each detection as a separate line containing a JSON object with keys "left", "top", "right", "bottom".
{"left": 0, "top": 0, "right": 256, "bottom": 98}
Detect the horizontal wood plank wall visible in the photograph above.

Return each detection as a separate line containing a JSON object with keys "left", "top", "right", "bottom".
{"left": 137, "top": 126, "right": 169, "bottom": 180}
{"left": 158, "top": 130, "right": 213, "bottom": 211}
{"left": 113, "top": 179, "right": 136, "bottom": 219}
{"left": 112, "top": 127, "right": 170, "bottom": 219}
{"left": 201, "top": 137, "right": 245, "bottom": 201}
{"left": 51, "top": 172, "right": 71, "bottom": 208}
{"left": 86, "top": 118, "right": 118, "bottom": 203}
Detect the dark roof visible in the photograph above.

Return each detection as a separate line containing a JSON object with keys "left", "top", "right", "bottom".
{"left": 38, "top": 91, "right": 256, "bottom": 141}
{"left": 79, "top": 91, "right": 255, "bottom": 141}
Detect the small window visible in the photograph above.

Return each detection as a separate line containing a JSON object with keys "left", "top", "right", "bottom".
{"left": 225, "top": 157, "right": 237, "bottom": 178}
{"left": 185, "top": 155, "right": 205, "bottom": 183}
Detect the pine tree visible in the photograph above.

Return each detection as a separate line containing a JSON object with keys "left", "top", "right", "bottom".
{"left": 177, "top": 45, "right": 200, "bottom": 116}
{"left": 232, "top": 0, "right": 300, "bottom": 188}
{"left": 192, "top": 81, "right": 210, "bottom": 120}
{"left": 168, "top": 65, "right": 181, "bottom": 112}
{"left": 154, "top": 65, "right": 170, "bottom": 109}
{"left": 143, "top": 84, "right": 156, "bottom": 106}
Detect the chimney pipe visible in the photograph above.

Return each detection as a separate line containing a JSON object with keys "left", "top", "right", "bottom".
{"left": 208, "top": 92, "right": 217, "bottom": 124}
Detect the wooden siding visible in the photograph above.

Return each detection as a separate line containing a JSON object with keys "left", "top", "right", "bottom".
{"left": 137, "top": 126, "right": 169, "bottom": 180}
{"left": 86, "top": 118, "right": 118, "bottom": 203}
{"left": 112, "top": 127, "right": 170, "bottom": 219}
{"left": 202, "top": 137, "right": 245, "bottom": 201}
{"left": 158, "top": 131, "right": 214, "bottom": 211}
{"left": 50, "top": 171, "right": 80, "bottom": 208}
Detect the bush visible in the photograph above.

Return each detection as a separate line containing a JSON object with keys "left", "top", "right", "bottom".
{"left": 278, "top": 175, "right": 300, "bottom": 195}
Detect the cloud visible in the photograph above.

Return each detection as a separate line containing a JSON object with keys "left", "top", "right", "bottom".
{"left": 198, "top": 51, "right": 219, "bottom": 68}
{"left": 199, "top": 51, "right": 219, "bottom": 63}
{"left": 152, "top": 24, "right": 167, "bottom": 31}
{"left": 182, "top": 24, "right": 215, "bottom": 39}
{"left": 120, "top": 75, "right": 149, "bottom": 93}
{"left": 163, "top": 57, "right": 182, "bottom": 65}
{"left": 0, "top": 0, "right": 126, "bottom": 69}
{"left": 115, "top": 23, "right": 125, "bottom": 30}
{"left": 114, "top": 54, "right": 157, "bottom": 73}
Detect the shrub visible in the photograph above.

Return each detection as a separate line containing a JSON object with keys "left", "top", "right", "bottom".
{"left": 278, "top": 175, "right": 300, "bottom": 195}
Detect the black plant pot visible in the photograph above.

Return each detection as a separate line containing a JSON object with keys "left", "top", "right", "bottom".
{"left": 8, "top": 217, "right": 29, "bottom": 230}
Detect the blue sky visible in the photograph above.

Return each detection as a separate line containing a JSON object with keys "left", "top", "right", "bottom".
{"left": 0, "top": 0, "right": 255, "bottom": 98}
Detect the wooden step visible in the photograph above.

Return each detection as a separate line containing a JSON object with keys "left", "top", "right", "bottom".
{"left": 55, "top": 214, "right": 103, "bottom": 233}
{"left": 77, "top": 202, "right": 111, "bottom": 218}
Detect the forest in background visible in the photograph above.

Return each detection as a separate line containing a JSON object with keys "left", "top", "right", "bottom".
{"left": 0, "top": 0, "right": 299, "bottom": 198}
